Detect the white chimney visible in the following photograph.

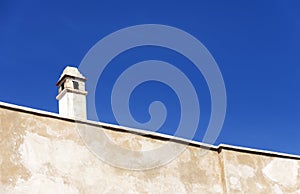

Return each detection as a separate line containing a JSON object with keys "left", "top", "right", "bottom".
{"left": 56, "top": 66, "right": 88, "bottom": 119}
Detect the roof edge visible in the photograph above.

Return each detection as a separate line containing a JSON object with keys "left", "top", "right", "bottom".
{"left": 0, "top": 101, "right": 299, "bottom": 160}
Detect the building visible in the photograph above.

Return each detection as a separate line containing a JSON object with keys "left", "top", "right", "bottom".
{"left": 0, "top": 67, "right": 299, "bottom": 193}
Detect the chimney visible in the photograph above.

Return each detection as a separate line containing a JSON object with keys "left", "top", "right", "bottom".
{"left": 56, "top": 66, "right": 88, "bottom": 119}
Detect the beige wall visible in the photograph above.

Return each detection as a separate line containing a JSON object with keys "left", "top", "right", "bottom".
{"left": 0, "top": 103, "right": 299, "bottom": 194}
{"left": 221, "top": 149, "right": 300, "bottom": 194}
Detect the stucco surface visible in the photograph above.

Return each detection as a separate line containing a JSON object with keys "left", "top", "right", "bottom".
{"left": 0, "top": 105, "right": 299, "bottom": 193}
{"left": 221, "top": 150, "right": 300, "bottom": 194}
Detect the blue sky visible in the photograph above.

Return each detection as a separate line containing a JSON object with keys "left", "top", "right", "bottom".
{"left": 0, "top": 1, "right": 299, "bottom": 155}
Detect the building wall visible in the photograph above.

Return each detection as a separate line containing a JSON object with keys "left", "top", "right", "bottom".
{"left": 0, "top": 103, "right": 299, "bottom": 194}
{"left": 221, "top": 150, "right": 300, "bottom": 193}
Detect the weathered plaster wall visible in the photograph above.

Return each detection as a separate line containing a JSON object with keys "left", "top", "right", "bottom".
{"left": 0, "top": 103, "right": 299, "bottom": 194}
{"left": 221, "top": 149, "right": 300, "bottom": 194}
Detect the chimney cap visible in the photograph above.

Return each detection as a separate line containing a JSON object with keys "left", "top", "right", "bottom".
{"left": 56, "top": 66, "right": 86, "bottom": 86}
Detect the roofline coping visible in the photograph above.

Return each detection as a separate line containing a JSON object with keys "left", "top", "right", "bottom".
{"left": 0, "top": 100, "right": 299, "bottom": 160}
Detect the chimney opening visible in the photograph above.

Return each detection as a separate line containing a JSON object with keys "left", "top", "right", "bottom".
{"left": 61, "top": 83, "right": 65, "bottom": 91}
{"left": 73, "top": 80, "right": 79, "bottom": 90}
